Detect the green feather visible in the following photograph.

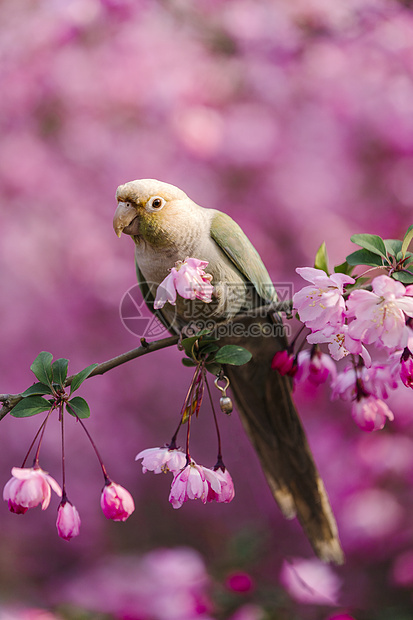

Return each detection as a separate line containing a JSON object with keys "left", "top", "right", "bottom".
{"left": 210, "top": 211, "right": 276, "bottom": 303}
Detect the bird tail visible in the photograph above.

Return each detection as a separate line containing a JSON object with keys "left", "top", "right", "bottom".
{"left": 223, "top": 315, "right": 344, "bottom": 565}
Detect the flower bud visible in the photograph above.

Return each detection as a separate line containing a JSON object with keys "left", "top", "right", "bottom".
{"left": 56, "top": 500, "right": 81, "bottom": 541}
{"left": 100, "top": 481, "right": 135, "bottom": 522}
{"left": 271, "top": 350, "right": 297, "bottom": 377}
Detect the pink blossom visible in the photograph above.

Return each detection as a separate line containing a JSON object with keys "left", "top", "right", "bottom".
{"left": 207, "top": 468, "right": 235, "bottom": 503}
{"left": 293, "top": 268, "right": 354, "bottom": 332}
{"left": 154, "top": 257, "right": 214, "bottom": 309}
{"left": 279, "top": 557, "right": 341, "bottom": 605}
{"left": 362, "top": 363, "right": 399, "bottom": 400}
{"left": 351, "top": 396, "right": 394, "bottom": 432}
{"left": 330, "top": 367, "right": 358, "bottom": 401}
{"left": 100, "top": 481, "right": 135, "bottom": 522}
{"left": 3, "top": 466, "right": 62, "bottom": 514}
{"left": 169, "top": 461, "right": 221, "bottom": 509}
{"left": 347, "top": 275, "right": 413, "bottom": 350}
{"left": 271, "top": 349, "right": 296, "bottom": 376}
{"left": 331, "top": 363, "right": 398, "bottom": 402}
{"left": 295, "top": 349, "right": 336, "bottom": 386}
{"left": 56, "top": 500, "right": 81, "bottom": 541}
{"left": 307, "top": 323, "right": 371, "bottom": 365}
{"left": 135, "top": 446, "right": 187, "bottom": 474}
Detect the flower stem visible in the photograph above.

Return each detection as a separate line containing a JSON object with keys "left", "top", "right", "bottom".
{"left": 205, "top": 374, "right": 222, "bottom": 462}
{"left": 185, "top": 407, "right": 192, "bottom": 462}
{"left": 60, "top": 403, "right": 66, "bottom": 496}
{"left": 21, "top": 414, "right": 49, "bottom": 468}
{"left": 67, "top": 406, "right": 109, "bottom": 482}
{"left": 170, "top": 363, "right": 202, "bottom": 446}
{"left": 31, "top": 407, "right": 54, "bottom": 468}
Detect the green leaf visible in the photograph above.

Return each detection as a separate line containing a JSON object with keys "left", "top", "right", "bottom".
{"left": 11, "top": 396, "right": 51, "bottom": 418}
{"left": 199, "top": 344, "right": 220, "bottom": 355}
{"left": 205, "top": 362, "right": 222, "bottom": 375}
{"left": 334, "top": 261, "right": 354, "bottom": 275}
{"left": 346, "top": 249, "right": 383, "bottom": 267}
{"left": 52, "top": 358, "right": 68, "bottom": 387}
{"left": 30, "top": 351, "right": 53, "bottom": 387}
{"left": 384, "top": 239, "right": 402, "bottom": 257}
{"left": 402, "top": 225, "right": 413, "bottom": 258}
{"left": 182, "top": 358, "right": 197, "bottom": 367}
{"left": 181, "top": 333, "right": 217, "bottom": 360}
{"left": 314, "top": 241, "right": 329, "bottom": 275}
{"left": 21, "top": 382, "right": 53, "bottom": 397}
{"left": 392, "top": 271, "right": 413, "bottom": 284}
{"left": 350, "top": 233, "right": 389, "bottom": 260}
{"left": 66, "top": 396, "right": 90, "bottom": 419}
{"left": 69, "top": 363, "right": 98, "bottom": 394}
{"left": 214, "top": 345, "right": 252, "bottom": 366}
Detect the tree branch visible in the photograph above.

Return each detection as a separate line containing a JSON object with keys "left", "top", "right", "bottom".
{"left": 0, "top": 299, "right": 292, "bottom": 420}
{"left": 0, "top": 335, "right": 179, "bottom": 419}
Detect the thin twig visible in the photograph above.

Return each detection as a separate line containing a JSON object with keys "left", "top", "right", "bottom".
{"left": 65, "top": 335, "right": 180, "bottom": 385}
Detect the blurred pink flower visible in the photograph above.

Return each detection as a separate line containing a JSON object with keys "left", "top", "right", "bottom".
{"left": 341, "top": 489, "right": 404, "bottom": 542}
{"left": 295, "top": 349, "right": 336, "bottom": 386}
{"left": 357, "top": 433, "right": 413, "bottom": 477}
{"left": 326, "top": 614, "right": 357, "bottom": 620}
{"left": 351, "top": 396, "right": 394, "bottom": 432}
{"left": 135, "top": 446, "right": 187, "bottom": 474}
{"left": 391, "top": 550, "right": 413, "bottom": 587}
{"left": 56, "top": 500, "right": 81, "bottom": 541}
{"left": 100, "top": 481, "right": 135, "bottom": 522}
{"left": 225, "top": 571, "right": 254, "bottom": 593}
{"left": 207, "top": 468, "right": 235, "bottom": 503}
{"left": 154, "top": 258, "right": 213, "bottom": 309}
{"left": 347, "top": 275, "right": 413, "bottom": 350}
{"left": 331, "top": 362, "right": 398, "bottom": 402}
{"left": 279, "top": 557, "right": 341, "bottom": 605}
{"left": 0, "top": 606, "right": 63, "bottom": 619}
{"left": 362, "top": 362, "right": 399, "bottom": 399}
{"left": 271, "top": 349, "right": 297, "bottom": 376}
{"left": 400, "top": 354, "right": 413, "bottom": 388}
{"left": 229, "top": 604, "right": 264, "bottom": 620}
{"left": 3, "top": 466, "right": 62, "bottom": 514}
{"left": 169, "top": 461, "right": 221, "bottom": 509}
{"left": 293, "top": 267, "right": 354, "bottom": 332}
{"left": 53, "top": 548, "right": 213, "bottom": 619}
{"left": 330, "top": 366, "right": 358, "bottom": 401}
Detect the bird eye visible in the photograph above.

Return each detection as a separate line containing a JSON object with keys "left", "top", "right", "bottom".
{"left": 146, "top": 196, "right": 166, "bottom": 212}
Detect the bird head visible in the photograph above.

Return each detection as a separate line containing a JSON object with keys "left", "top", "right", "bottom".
{"left": 113, "top": 179, "right": 190, "bottom": 246}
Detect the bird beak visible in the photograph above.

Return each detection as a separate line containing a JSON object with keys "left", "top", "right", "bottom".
{"left": 113, "top": 202, "right": 139, "bottom": 238}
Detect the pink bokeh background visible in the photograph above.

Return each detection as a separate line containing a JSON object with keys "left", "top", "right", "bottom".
{"left": 1, "top": 1, "right": 413, "bottom": 618}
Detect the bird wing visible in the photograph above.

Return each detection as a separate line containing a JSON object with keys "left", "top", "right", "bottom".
{"left": 210, "top": 211, "right": 277, "bottom": 304}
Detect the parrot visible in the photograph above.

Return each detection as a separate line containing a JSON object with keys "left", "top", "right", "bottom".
{"left": 113, "top": 178, "right": 344, "bottom": 564}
